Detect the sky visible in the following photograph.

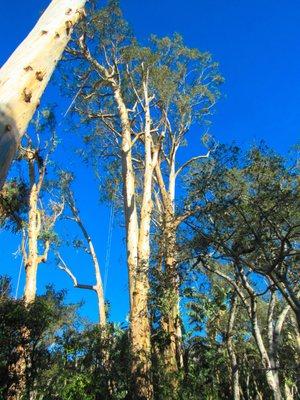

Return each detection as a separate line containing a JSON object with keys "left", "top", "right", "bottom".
{"left": 0, "top": 0, "right": 299, "bottom": 323}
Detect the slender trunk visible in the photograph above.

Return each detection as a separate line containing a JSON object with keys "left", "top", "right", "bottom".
{"left": 7, "top": 154, "right": 51, "bottom": 400}
{"left": 0, "top": 0, "right": 87, "bottom": 187}
{"left": 237, "top": 270, "right": 283, "bottom": 400}
{"left": 269, "top": 273, "right": 300, "bottom": 332}
{"left": 75, "top": 216, "right": 106, "bottom": 326}
{"left": 226, "top": 293, "right": 241, "bottom": 400}
{"left": 251, "top": 297, "right": 282, "bottom": 400}
{"left": 244, "top": 370, "right": 250, "bottom": 400}
{"left": 155, "top": 161, "right": 183, "bottom": 377}
{"left": 164, "top": 159, "right": 183, "bottom": 372}
{"left": 290, "top": 314, "right": 300, "bottom": 360}
{"left": 114, "top": 87, "right": 139, "bottom": 305}
{"left": 24, "top": 178, "right": 39, "bottom": 305}
{"left": 7, "top": 161, "right": 39, "bottom": 400}
{"left": 267, "top": 292, "right": 281, "bottom": 397}
{"left": 161, "top": 218, "right": 182, "bottom": 372}
{"left": 284, "top": 382, "right": 294, "bottom": 400}
{"left": 114, "top": 85, "right": 154, "bottom": 399}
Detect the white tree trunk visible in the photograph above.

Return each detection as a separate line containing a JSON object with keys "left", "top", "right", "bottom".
{"left": 227, "top": 294, "right": 241, "bottom": 400}
{"left": 75, "top": 217, "right": 107, "bottom": 326}
{"left": 0, "top": 0, "right": 87, "bottom": 187}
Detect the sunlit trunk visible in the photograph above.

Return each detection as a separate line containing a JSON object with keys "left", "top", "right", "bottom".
{"left": 251, "top": 298, "right": 282, "bottom": 400}
{"left": 226, "top": 293, "right": 241, "bottom": 400}
{"left": 7, "top": 164, "right": 38, "bottom": 400}
{"left": 75, "top": 216, "right": 106, "bottom": 326}
{"left": 114, "top": 88, "right": 139, "bottom": 305}
{"left": 0, "top": 0, "right": 87, "bottom": 187}
{"left": 7, "top": 153, "right": 51, "bottom": 400}
{"left": 114, "top": 85, "right": 154, "bottom": 399}
{"left": 24, "top": 177, "right": 39, "bottom": 305}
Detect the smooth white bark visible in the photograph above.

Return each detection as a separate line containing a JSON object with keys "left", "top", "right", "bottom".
{"left": 0, "top": 0, "right": 87, "bottom": 187}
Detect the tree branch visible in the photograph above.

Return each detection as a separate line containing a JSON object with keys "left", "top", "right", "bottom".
{"left": 175, "top": 151, "right": 211, "bottom": 178}
{"left": 57, "top": 253, "right": 95, "bottom": 291}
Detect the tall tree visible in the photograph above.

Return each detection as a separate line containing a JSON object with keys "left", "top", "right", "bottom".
{"left": 147, "top": 35, "right": 221, "bottom": 382}
{"left": 21, "top": 150, "right": 63, "bottom": 305}
{"left": 64, "top": 3, "right": 160, "bottom": 396}
{"left": 6, "top": 111, "right": 63, "bottom": 400}
{"left": 19, "top": 112, "right": 63, "bottom": 305}
{"left": 62, "top": 4, "right": 222, "bottom": 396}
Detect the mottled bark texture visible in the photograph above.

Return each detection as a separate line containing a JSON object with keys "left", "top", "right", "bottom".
{"left": 0, "top": 0, "right": 87, "bottom": 187}
{"left": 114, "top": 83, "right": 158, "bottom": 399}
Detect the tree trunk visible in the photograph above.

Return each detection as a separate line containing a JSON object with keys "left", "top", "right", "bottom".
{"left": 7, "top": 328, "right": 29, "bottom": 400}
{"left": 269, "top": 273, "right": 300, "bottom": 332}
{"left": 161, "top": 218, "right": 182, "bottom": 373}
{"left": 114, "top": 87, "right": 139, "bottom": 305}
{"left": 7, "top": 155, "right": 50, "bottom": 400}
{"left": 24, "top": 178, "right": 39, "bottom": 305}
{"left": 251, "top": 298, "right": 282, "bottom": 400}
{"left": 0, "top": 0, "right": 87, "bottom": 187}
{"left": 74, "top": 215, "right": 106, "bottom": 326}
{"left": 7, "top": 175, "right": 38, "bottom": 400}
{"left": 237, "top": 271, "right": 283, "bottom": 400}
{"left": 155, "top": 161, "right": 183, "bottom": 379}
{"left": 284, "top": 382, "right": 294, "bottom": 400}
{"left": 226, "top": 293, "right": 241, "bottom": 400}
{"left": 114, "top": 85, "right": 154, "bottom": 399}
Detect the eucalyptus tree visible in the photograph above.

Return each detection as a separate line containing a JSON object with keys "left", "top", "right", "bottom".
{"left": 19, "top": 111, "right": 63, "bottom": 305}
{"left": 0, "top": 0, "right": 87, "bottom": 188}
{"left": 185, "top": 266, "right": 297, "bottom": 400}
{"left": 61, "top": 3, "right": 223, "bottom": 396}
{"left": 63, "top": 2, "right": 162, "bottom": 396}
{"left": 5, "top": 110, "right": 63, "bottom": 400}
{"left": 146, "top": 35, "right": 222, "bottom": 380}
{"left": 200, "top": 260, "right": 292, "bottom": 399}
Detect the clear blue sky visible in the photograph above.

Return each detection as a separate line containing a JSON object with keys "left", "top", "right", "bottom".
{"left": 0, "top": 0, "right": 299, "bottom": 323}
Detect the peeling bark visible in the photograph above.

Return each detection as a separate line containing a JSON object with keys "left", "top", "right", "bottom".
{"left": 114, "top": 83, "right": 155, "bottom": 399}
{"left": 76, "top": 37, "right": 160, "bottom": 400}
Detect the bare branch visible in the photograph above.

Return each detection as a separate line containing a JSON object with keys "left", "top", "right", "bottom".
{"left": 175, "top": 151, "right": 211, "bottom": 178}
{"left": 57, "top": 252, "right": 95, "bottom": 291}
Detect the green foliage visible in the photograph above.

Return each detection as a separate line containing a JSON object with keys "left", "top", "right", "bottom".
{"left": 1, "top": 1, "right": 299, "bottom": 399}
{"left": 0, "top": 284, "right": 77, "bottom": 398}
{"left": 0, "top": 179, "right": 28, "bottom": 231}
{"left": 188, "top": 144, "right": 299, "bottom": 287}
